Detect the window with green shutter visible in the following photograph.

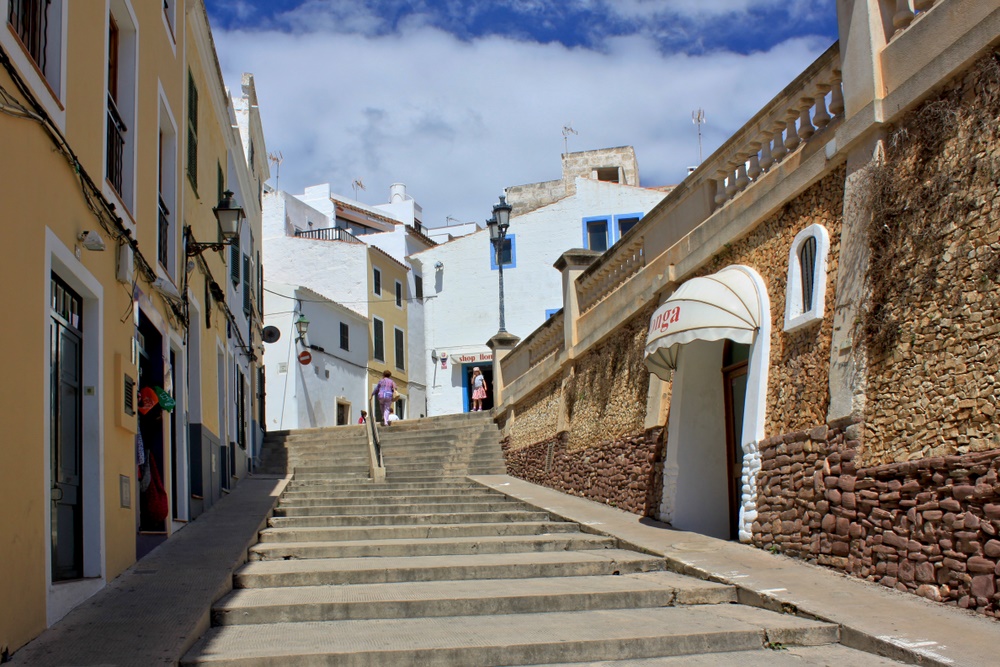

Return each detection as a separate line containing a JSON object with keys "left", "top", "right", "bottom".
{"left": 187, "top": 72, "right": 198, "bottom": 190}
{"left": 230, "top": 244, "right": 240, "bottom": 284}
{"left": 242, "top": 253, "right": 251, "bottom": 315}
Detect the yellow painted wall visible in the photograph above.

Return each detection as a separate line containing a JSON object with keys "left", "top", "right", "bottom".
{"left": 367, "top": 249, "right": 410, "bottom": 398}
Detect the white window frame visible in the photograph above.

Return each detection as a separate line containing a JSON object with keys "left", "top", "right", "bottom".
{"left": 156, "top": 85, "right": 178, "bottom": 280}
{"left": 394, "top": 280, "right": 403, "bottom": 309}
{"left": 372, "top": 266, "right": 382, "bottom": 296}
{"left": 783, "top": 223, "right": 830, "bottom": 332}
{"left": 394, "top": 326, "right": 405, "bottom": 371}
{"left": 372, "top": 316, "right": 385, "bottom": 362}
{"left": 1, "top": 0, "right": 68, "bottom": 128}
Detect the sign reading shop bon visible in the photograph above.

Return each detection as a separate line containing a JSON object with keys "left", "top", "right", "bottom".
{"left": 439, "top": 351, "right": 493, "bottom": 370}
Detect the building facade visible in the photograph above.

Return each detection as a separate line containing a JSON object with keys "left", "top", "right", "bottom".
{"left": 411, "top": 148, "right": 670, "bottom": 417}
{"left": 496, "top": 0, "right": 1000, "bottom": 618}
{"left": 0, "top": 0, "right": 265, "bottom": 654}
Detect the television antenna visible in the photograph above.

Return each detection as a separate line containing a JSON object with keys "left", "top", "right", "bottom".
{"left": 352, "top": 178, "right": 366, "bottom": 200}
{"left": 268, "top": 151, "right": 283, "bottom": 189}
{"left": 691, "top": 109, "right": 706, "bottom": 164}
{"left": 562, "top": 124, "right": 578, "bottom": 156}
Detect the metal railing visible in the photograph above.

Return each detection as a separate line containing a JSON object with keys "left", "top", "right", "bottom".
{"left": 106, "top": 95, "right": 127, "bottom": 196}
{"left": 157, "top": 195, "right": 169, "bottom": 268}
{"left": 294, "top": 226, "right": 363, "bottom": 244}
{"left": 8, "top": 0, "right": 49, "bottom": 72}
{"left": 367, "top": 394, "right": 384, "bottom": 469}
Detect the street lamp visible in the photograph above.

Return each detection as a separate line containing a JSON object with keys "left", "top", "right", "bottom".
{"left": 487, "top": 195, "right": 512, "bottom": 333}
{"left": 186, "top": 190, "right": 246, "bottom": 255}
{"left": 294, "top": 313, "right": 310, "bottom": 342}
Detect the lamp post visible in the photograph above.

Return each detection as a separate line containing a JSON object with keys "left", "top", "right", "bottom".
{"left": 487, "top": 195, "right": 512, "bottom": 333}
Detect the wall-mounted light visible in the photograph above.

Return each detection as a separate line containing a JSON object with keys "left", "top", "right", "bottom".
{"left": 295, "top": 313, "right": 310, "bottom": 342}
{"left": 78, "top": 230, "right": 106, "bottom": 251}
{"left": 186, "top": 190, "right": 246, "bottom": 256}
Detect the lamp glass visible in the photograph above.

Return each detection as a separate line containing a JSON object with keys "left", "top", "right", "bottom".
{"left": 493, "top": 195, "right": 512, "bottom": 230}
{"left": 295, "top": 314, "right": 310, "bottom": 338}
{"left": 213, "top": 190, "right": 246, "bottom": 240}
{"left": 486, "top": 215, "right": 499, "bottom": 241}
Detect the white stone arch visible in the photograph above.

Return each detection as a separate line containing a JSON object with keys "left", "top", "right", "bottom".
{"left": 645, "top": 265, "right": 770, "bottom": 541}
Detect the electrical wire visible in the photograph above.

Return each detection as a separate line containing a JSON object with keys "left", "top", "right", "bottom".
{"left": 262, "top": 286, "right": 434, "bottom": 305}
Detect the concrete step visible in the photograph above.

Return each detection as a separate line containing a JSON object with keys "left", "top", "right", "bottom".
{"left": 267, "top": 510, "right": 554, "bottom": 528}
{"left": 537, "top": 645, "right": 909, "bottom": 666}
{"left": 284, "top": 480, "right": 483, "bottom": 492}
{"left": 212, "top": 572, "right": 736, "bottom": 625}
{"left": 279, "top": 486, "right": 491, "bottom": 499}
{"left": 248, "top": 533, "right": 617, "bottom": 560}
{"left": 277, "top": 492, "right": 508, "bottom": 506}
{"left": 272, "top": 500, "right": 533, "bottom": 516}
{"left": 182, "top": 605, "right": 837, "bottom": 666}
{"left": 292, "top": 472, "right": 373, "bottom": 481}
{"left": 233, "top": 549, "right": 665, "bottom": 588}
{"left": 256, "top": 521, "right": 581, "bottom": 543}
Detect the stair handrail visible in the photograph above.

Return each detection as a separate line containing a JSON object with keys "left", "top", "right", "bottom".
{"left": 366, "top": 395, "right": 386, "bottom": 482}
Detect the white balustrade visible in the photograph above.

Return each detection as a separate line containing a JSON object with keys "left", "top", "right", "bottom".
{"left": 893, "top": 0, "right": 915, "bottom": 32}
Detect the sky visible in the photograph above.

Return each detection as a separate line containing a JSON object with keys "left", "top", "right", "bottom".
{"left": 207, "top": 0, "right": 839, "bottom": 229}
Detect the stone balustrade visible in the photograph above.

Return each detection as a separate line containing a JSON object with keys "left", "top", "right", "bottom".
{"left": 576, "top": 238, "right": 645, "bottom": 314}
{"left": 500, "top": 311, "right": 565, "bottom": 384}
{"left": 891, "top": 0, "right": 943, "bottom": 38}
{"left": 712, "top": 48, "right": 843, "bottom": 210}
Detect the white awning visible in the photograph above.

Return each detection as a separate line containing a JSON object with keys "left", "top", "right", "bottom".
{"left": 644, "top": 266, "right": 764, "bottom": 380}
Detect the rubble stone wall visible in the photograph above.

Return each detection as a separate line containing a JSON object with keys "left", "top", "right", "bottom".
{"left": 753, "top": 417, "right": 1000, "bottom": 617}
{"left": 862, "top": 53, "right": 1000, "bottom": 467}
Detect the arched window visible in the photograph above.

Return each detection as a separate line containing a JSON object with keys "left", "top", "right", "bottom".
{"left": 784, "top": 224, "right": 830, "bottom": 332}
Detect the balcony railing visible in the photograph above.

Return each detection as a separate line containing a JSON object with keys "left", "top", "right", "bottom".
{"left": 8, "top": 0, "right": 49, "bottom": 72}
{"left": 157, "top": 195, "right": 169, "bottom": 268}
{"left": 294, "top": 226, "right": 363, "bottom": 244}
{"left": 890, "top": 0, "right": 943, "bottom": 39}
{"left": 106, "top": 95, "right": 127, "bottom": 196}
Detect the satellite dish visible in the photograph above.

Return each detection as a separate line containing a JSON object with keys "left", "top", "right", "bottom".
{"left": 262, "top": 326, "right": 281, "bottom": 344}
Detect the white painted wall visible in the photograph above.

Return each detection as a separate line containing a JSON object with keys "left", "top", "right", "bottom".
{"left": 662, "top": 339, "right": 731, "bottom": 539}
{"left": 263, "top": 282, "right": 369, "bottom": 430}
{"left": 412, "top": 178, "right": 668, "bottom": 416}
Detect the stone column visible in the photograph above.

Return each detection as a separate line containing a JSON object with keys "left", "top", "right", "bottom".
{"left": 553, "top": 249, "right": 601, "bottom": 357}
{"left": 836, "top": 0, "right": 890, "bottom": 120}
{"left": 487, "top": 331, "right": 521, "bottom": 410}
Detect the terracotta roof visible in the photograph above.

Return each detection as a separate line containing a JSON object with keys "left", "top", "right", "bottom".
{"left": 368, "top": 244, "right": 410, "bottom": 272}
{"left": 332, "top": 198, "right": 399, "bottom": 227}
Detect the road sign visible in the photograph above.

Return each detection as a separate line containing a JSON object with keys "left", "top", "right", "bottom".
{"left": 298, "top": 350, "right": 312, "bottom": 365}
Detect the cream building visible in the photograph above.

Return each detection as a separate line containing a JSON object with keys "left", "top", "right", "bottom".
{"left": 0, "top": 0, "right": 265, "bottom": 654}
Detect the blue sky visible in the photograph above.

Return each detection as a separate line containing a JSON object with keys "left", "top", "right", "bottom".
{"left": 207, "top": 0, "right": 838, "bottom": 227}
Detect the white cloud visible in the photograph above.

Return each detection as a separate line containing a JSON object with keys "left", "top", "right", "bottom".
{"left": 214, "top": 15, "right": 832, "bottom": 229}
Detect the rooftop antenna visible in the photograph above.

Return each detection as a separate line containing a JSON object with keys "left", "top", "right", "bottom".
{"left": 351, "top": 178, "right": 366, "bottom": 200}
{"left": 562, "top": 124, "right": 578, "bottom": 156}
{"left": 691, "top": 109, "right": 706, "bottom": 164}
{"left": 268, "top": 151, "right": 283, "bottom": 190}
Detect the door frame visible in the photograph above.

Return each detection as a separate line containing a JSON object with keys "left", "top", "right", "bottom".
{"left": 44, "top": 229, "right": 106, "bottom": 626}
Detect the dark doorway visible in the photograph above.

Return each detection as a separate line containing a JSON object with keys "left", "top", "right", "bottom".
{"left": 137, "top": 312, "right": 166, "bottom": 547}
{"left": 722, "top": 341, "right": 750, "bottom": 541}
{"left": 465, "top": 363, "right": 494, "bottom": 412}
{"left": 50, "top": 275, "right": 83, "bottom": 581}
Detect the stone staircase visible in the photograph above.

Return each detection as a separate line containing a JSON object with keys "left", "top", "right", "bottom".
{"left": 183, "top": 414, "right": 901, "bottom": 666}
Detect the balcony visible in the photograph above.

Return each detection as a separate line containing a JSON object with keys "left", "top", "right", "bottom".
{"left": 106, "top": 95, "right": 127, "bottom": 196}
{"left": 293, "top": 226, "right": 363, "bottom": 244}
{"left": 8, "top": 0, "right": 49, "bottom": 72}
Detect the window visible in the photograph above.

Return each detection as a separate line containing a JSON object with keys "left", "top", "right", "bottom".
{"left": 596, "top": 166, "right": 620, "bottom": 183}
{"left": 162, "top": 0, "right": 176, "bottom": 39}
{"left": 217, "top": 161, "right": 224, "bottom": 203}
{"left": 545, "top": 308, "right": 561, "bottom": 319}
{"left": 394, "top": 328, "right": 405, "bottom": 371}
{"left": 105, "top": 3, "right": 137, "bottom": 209}
{"left": 615, "top": 213, "right": 642, "bottom": 240}
{"left": 339, "top": 322, "right": 349, "bottom": 351}
{"left": 372, "top": 267, "right": 381, "bottom": 295}
{"left": 242, "top": 253, "right": 251, "bottom": 315}
{"left": 187, "top": 71, "right": 198, "bottom": 190}
{"left": 373, "top": 318, "right": 384, "bottom": 361}
{"left": 7, "top": 0, "right": 63, "bottom": 93}
{"left": 783, "top": 224, "right": 830, "bottom": 333}
{"left": 414, "top": 275, "right": 423, "bottom": 300}
{"left": 395, "top": 280, "right": 403, "bottom": 308}
{"left": 583, "top": 217, "right": 610, "bottom": 252}
{"left": 157, "top": 97, "right": 178, "bottom": 277}
{"left": 230, "top": 245, "right": 240, "bottom": 285}
{"left": 489, "top": 234, "right": 517, "bottom": 270}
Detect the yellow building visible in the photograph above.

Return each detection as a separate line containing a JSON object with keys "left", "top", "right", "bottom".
{"left": 368, "top": 246, "right": 411, "bottom": 418}
{"left": 0, "top": 0, "right": 265, "bottom": 654}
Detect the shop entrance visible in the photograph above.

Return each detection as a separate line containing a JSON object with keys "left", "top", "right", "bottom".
{"left": 464, "top": 363, "right": 494, "bottom": 412}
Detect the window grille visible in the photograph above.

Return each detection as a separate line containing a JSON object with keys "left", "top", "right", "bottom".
{"left": 799, "top": 236, "right": 817, "bottom": 312}
{"left": 8, "top": 0, "right": 49, "bottom": 72}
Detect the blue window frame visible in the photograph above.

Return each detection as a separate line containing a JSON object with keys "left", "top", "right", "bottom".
{"left": 614, "top": 213, "right": 642, "bottom": 241}
{"left": 489, "top": 233, "right": 517, "bottom": 270}
{"left": 545, "top": 308, "right": 561, "bottom": 319}
{"left": 583, "top": 216, "right": 610, "bottom": 252}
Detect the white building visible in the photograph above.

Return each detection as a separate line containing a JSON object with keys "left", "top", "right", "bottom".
{"left": 411, "top": 148, "right": 670, "bottom": 416}
{"left": 261, "top": 182, "right": 434, "bottom": 424}
{"left": 263, "top": 283, "right": 369, "bottom": 429}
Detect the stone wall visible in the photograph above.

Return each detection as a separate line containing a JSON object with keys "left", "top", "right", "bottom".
{"left": 503, "top": 428, "right": 665, "bottom": 517}
{"left": 505, "top": 378, "right": 561, "bottom": 453}
{"left": 697, "top": 165, "right": 845, "bottom": 437}
{"left": 862, "top": 52, "right": 1000, "bottom": 467}
{"left": 754, "top": 418, "right": 1000, "bottom": 618}
{"left": 565, "top": 304, "right": 655, "bottom": 450}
